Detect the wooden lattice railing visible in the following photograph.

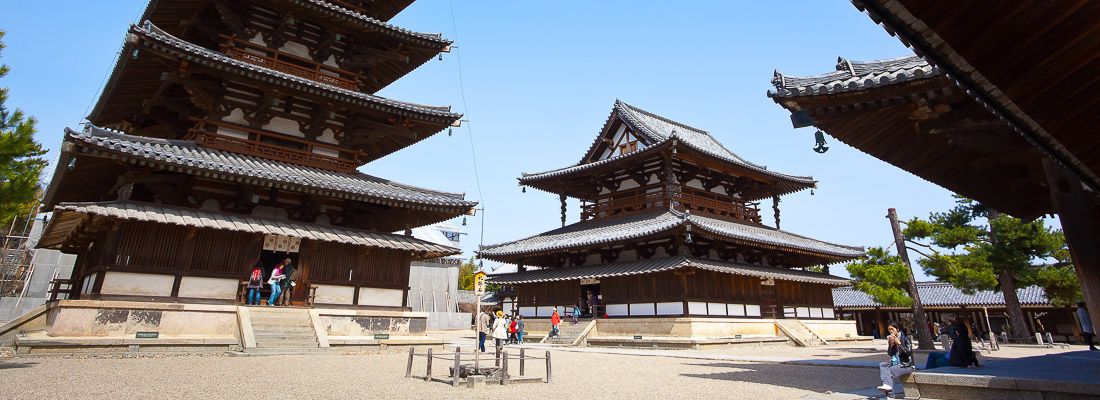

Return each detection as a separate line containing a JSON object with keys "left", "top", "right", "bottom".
{"left": 220, "top": 36, "right": 361, "bottom": 91}
{"left": 187, "top": 118, "right": 360, "bottom": 173}
{"left": 580, "top": 184, "right": 761, "bottom": 223}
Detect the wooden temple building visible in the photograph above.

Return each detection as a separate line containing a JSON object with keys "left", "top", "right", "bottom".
{"left": 769, "top": 0, "right": 1100, "bottom": 338}
{"left": 480, "top": 101, "right": 863, "bottom": 325}
{"left": 36, "top": 0, "right": 476, "bottom": 308}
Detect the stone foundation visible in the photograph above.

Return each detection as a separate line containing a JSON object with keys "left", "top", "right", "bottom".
{"left": 518, "top": 317, "right": 859, "bottom": 347}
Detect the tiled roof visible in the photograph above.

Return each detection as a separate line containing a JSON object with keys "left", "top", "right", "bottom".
{"left": 478, "top": 209, "right": 863, "bottom": 260}
{"left": 297, "top": 0, "right": 451, "bottom": 47}
{"left": 132, "top": 21, "right": 461, "bottom": 123}
{"left": 456, "top": 290, "right": 497, "bottom": 304}
{"left": 832, "top": 282, "right": 1052, "bottom": 309}
{"left": 521, "top": 101, "right": 816, "bottom": 188}
{"left": 769, "top": 55, "right": 941, "bottom": 98}
{"left": 65, "top": 125, "right": 476, "bottom": 210}
{"left": 488, "top": 256, "right": 849, "bottom": 286}
{"left": 40, "top": 201, "right": 459, "bottom": 258}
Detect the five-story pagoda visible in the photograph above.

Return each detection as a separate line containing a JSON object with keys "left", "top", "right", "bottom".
{"left": 38, "top": 0, "right": 476, "bottom": 308}
{"left": 481, "top": 101, "right": 862, "bottom": 324}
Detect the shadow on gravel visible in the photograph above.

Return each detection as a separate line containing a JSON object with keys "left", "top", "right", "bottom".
{"left": 681, "top": 362, "right": 874, "bottom": 393}
{"left": 0, "top": 360, "right": 35, "bottom": 370}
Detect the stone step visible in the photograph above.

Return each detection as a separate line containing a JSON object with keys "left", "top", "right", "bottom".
{"left": 250, "top": 323, "right": 315, "bottom": 330}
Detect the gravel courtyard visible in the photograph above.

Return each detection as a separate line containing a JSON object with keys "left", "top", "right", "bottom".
{"left": 0, "top": 348, "right": 877, "bottom": 400}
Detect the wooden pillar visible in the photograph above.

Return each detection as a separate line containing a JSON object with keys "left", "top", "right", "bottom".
{"left": 1043, "top": 158, "right": 1100, "bottom": 332}
{"left": 875, "top": 308, "right": 886, "bottom": 339}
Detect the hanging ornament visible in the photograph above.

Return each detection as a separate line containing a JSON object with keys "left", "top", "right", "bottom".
{"left": 811, "top": 189, "right": 815, "bottom": 196}
{"left": 448, "top": 128, "right": 453, "bottom": 136}
{"left": 521, "top": 186, "right": 526, "bottom": 193}
{"left": 462, "top": 216, "right": 467, "bottom": 226}
{"left": 813, "top": 130, "right": 830, "bottom": 154}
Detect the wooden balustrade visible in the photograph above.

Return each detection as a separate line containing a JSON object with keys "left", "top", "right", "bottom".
{"left": 187, "top": 118, "right": 360, "bottom": 173}
{"left": 580, "top": 184, "right": 761, "bottom": 223}
{"left": 219, "top": 35, "right": 361, "bottom": 91}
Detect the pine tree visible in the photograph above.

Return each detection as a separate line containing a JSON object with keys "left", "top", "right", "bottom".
{"left": 0, "top": 31, "right": 47, "bottom": 224}
{"left": 846, "top": 247, "right": 914, "bottom": 307}
{"left": 903, "top": 197, "right": 1076, "bottom": 339}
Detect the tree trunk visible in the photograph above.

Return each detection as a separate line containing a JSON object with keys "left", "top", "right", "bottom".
{"left": 1000, "top": 268, "right": 1031, "bottom": 340}
{"left": 888, "top": 208, "right": 936, "bottom": 349}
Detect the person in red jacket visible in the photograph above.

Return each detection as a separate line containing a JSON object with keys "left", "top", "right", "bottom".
{"left": 550, "top": 308, "right": 561, "bottom": 338}
{"left": 508, "top": 316, "right": 518, "bottom": 344}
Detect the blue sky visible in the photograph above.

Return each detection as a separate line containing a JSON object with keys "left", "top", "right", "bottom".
{"left": 1, "top": 1, "right": 981, "bottom": 279}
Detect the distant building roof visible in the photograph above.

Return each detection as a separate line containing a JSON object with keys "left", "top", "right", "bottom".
{"left": 832, "top": 282, "right": 1052, "bottom": 309}
{"left": 478, "top": 209, "right": 863, "bottom": 263}
{"left": 456, "top": 289, "right": 497, "bottom": 305}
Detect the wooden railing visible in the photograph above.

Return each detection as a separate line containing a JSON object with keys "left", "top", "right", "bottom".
{"left": 187, "top": 118, "right": 360, "bottom": 173}
{"left": 47, "top": 278, "right": 79, "bottom": 302}
{"left": 220, "top": 36, "right": 361, "bottom": 91}
{"left": 676, "top": 186, "right": 762, "bottom": 224}
{"left": 580, "top": 184, "right": 761, "bottom": 223}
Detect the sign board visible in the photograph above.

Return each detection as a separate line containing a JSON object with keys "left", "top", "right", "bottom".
{"left": 135, "top": 332, "right": 159, "bottom": 339}
{"left": 760, "top": 277, "right": 775, "bottom": 286}
{"left": 473, "top": 271, "right": 487, "bottom": 296}
{"left": 263, "top": 234, "right": 301, "bottom": 253}
{"left": 374, "top": 333, "right": 390, "bottom": 340}
{"left": 633, "top": 335, "right": 643, "bottom": 340}
{"left": 734, "top": 334, "right": 742, "bottom": 339}
{"left": 579, "top": 278, "right": 601, "bottom": 285}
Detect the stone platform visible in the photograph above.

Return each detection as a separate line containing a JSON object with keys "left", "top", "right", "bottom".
{"left": 586, "top": 335, "right": 792, "bottom": 349}
{"left": 0, "top": 300, "right": 446, "bottom": 355}
{"left": 902, "top": 351, "right": 1100, "bottom": 399}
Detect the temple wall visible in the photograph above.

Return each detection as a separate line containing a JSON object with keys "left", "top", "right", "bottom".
{"left": 358, "top": 287, "right": 404, "bottom": 307}
{"left": 99, "top": 272, "right": 174, "bottom": 297}
{"left": 312, "top": 284, "right": 356, "bottom": 305}
{"left": 801, "top": 319, "right": 859, "bottom": 340}
{"left": 177, "top": 277, "right": 239, "bottom": 300}
{"left": 317, "top": 309, "right": 429, "bottom": 337}
{"left": 45, "top": 300, "right": 239, "bottom": 339}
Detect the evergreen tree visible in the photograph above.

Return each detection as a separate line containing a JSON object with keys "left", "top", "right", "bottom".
{"left": 903, "top": 197, "right": 1076, "bottom": 339}
{"left": 0, "top": 31, "right": 47, "bottom": 224}
{"left": 458, "top": 258, "right": 477, "bottom": 291}
{"left": 846, "top": 247, "right": 913, "bottom": 307}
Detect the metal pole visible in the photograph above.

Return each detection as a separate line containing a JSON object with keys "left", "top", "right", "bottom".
{"left": 887, "top": 208, "right": 936, "bottom": 350}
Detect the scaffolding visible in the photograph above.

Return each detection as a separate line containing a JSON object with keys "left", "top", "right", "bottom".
{"left": 0, "top": 201, "right": 40, "bottom": 298}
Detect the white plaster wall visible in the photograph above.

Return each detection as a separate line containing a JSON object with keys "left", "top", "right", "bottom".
{"left": 687, "top": 301, "right": 707, "bottom": 315}
{"left": 278, "top": 40, "right": 312, "bottom": 59}
{"left": 312, "top": 147, "right": 340, "bottom": 158}
{"left": 630, "top": 303, "right": 655, "bottom": 316}
{"left": 100, "top": 272, "right": 174, "bottom": 297}
{"left": 314, "top": 284, "right": 355, "bottom": 305}
{"left": 656, "top": 302, "right": 682, "bottom": 315}
{"left": 224, "top": 108, "right": 249, "bottom": 125}
{"left": 215, "top": 126, "right": 250, "bottom": 140}
{"left": 317, "top": 128, "right": 339, "bottom": 144}
{"left": 728, "top": 304, "right": 746, "bottom": 317}
{"left": 358, "top": 287, "right": 404, "bottom": 307}
{"left": 263, "top": 116, "right": 305, "bottom": 138}
{"left": 606, "top": 304, "right": 628, "bottom": 316}
{"left": 746, "top": 304, "right": 762, "bottom": 317}
{"left": 708, "top": 302, "right": 727, "bottom": 316}
{"left": 177, "top": 277, "right": 238, "bottom": 300}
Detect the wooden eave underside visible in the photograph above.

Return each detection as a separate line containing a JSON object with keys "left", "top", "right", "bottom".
{"left": 855, "top": 0, "right": 1100, "bottom": 194}
{"left": 521, "top": 142, "right": 813, "bottom": 202}
{"left": 481, "top": 225, "right": 851, "bottom": 269}
{"left": 89, "top": 39, "right": 450, "bottom": 161}
{"left": 777, "top": 75, "right": 1050, "bottom": 219}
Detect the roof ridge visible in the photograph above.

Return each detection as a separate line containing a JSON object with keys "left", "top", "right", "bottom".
{"left": 615, "top": 100, "right": 712, "bottom": 137}
{"left": 309, "top": 0, "right": 452, "bottom": 45}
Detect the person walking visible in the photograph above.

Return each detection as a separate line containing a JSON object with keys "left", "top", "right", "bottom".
{"left": 572, "top": 305, "right": 581, "bottom": 324}
{"left": 1078, "top": 302, "right": 1098, "bottom": 351}
{"left": 267, "top": 262, "right": 286, "bottom": 306}
{"left": 877, "top": 322, "right": 915, "bottom": 395}
{"left": 516, "top": 315, "right": 525, "bottom": 344}
{"left": 550, "top": 308, "right": 561, "bottom": 338}
{"left": 278, "top": 257, "right": 297, "bottom": 306}
{"left": 245, "top": 262, "right": 264, "bottom": 306}
{"left": 476, "top": 310, "right": 490, "bottom": 352}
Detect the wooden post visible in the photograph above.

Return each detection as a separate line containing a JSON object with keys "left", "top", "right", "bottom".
{"left": 545, "top": 351, "right": 552, "bottom": 383}
{"left": 1043, "top": 158, "right": 1100, "bottom": 335}
{"left": 495, "top": 341, "right": 501, "bottom": 367}
{"left": 519, "top": 348, "right": 526, "bottom": 376}
{"left": 405, "top": 348, "right": 414, "bottom": 378}
{"left": 887, "top": 208, "right": 936, "bottom": 350}
{"left": 425, "top": 348, "right": 433, "bottom": 382}
{"left": 501, "top": 350, "right": 509, "bottom": 385}
{"left": 452, "top": 347, "right": 461, "bottom": 387}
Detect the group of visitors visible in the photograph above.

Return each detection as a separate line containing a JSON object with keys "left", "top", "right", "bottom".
{"left": 475, "top": 309, "right": 525, "bottom": 352}
{"left": 245, "top": 257, "right": 298, "bottom": 306}
{"left": 876, "top": 318, "right": 980, "bottom": 396}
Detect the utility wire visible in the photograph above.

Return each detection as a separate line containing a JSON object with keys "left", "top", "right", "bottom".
{"left": 447, "top": 0, "right": 486, "bottom": 251}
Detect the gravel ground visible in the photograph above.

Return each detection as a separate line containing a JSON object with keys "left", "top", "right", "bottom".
{"left": 0, "top": 350, "right": 876, "bottom": 400}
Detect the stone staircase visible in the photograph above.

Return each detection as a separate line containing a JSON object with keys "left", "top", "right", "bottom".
{"left": 543, "top": 319, "right": 594, "bottom": 345}
{"left": 247, "top": 307, "right": 320, "bottom": 351}
{"left": 775, "top": 319, "right": 827, "bottom": 347}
